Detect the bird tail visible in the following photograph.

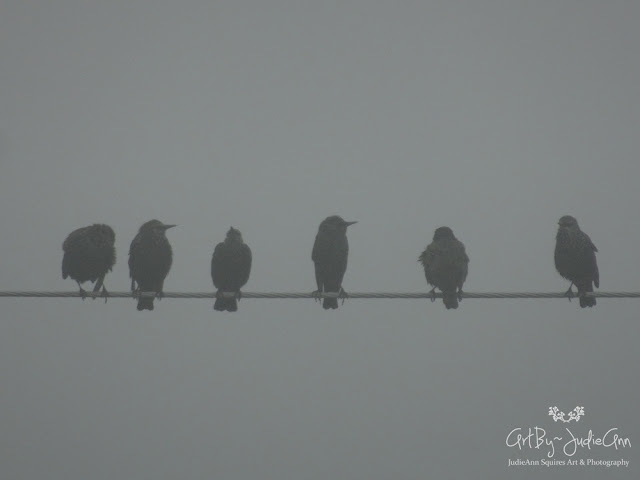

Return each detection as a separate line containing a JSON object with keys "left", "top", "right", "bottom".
{"left": 137, "top": 297, "right": 154, "bottom": 311}
{"left": 442, "top": 292, "right": 459, "bottom": 310}
{"left": 323, "top": 297, "right": 338, "bottom": 309}
{"left": 214, "top": 297, "right": 238, "bottom": 312}
{"left": 577, "top": 281, "right": 596, "bottom": 308}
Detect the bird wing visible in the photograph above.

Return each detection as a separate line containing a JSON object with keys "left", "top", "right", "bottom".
{"left": 211, "top": 242, "right": 226, "bottom": 289}
{"left": 581, "top": 231, "right": 599, "bottom": 287}
{"left": 461, "top": 245, "right": 470, "bottom": 265}
{"left": 585, "top": 233, "right": 598, "bottom": 252}
{"left": 128, "top": 233, "right": 142, "bottom": 279}
{"left": 62, "top": 227, "right": 89, "bottom": 279}
{"left": 419, "top": 243, "right": 438, "bottom": 285}
{"left": 311, "top": 233, "right": 327, "bottom": 290}
{"left": 311, "top": 233, "right": 322, "bottom": 263}
{"left": 61, "top": 253, "right": 71, "bottom": 279}
{"left": 62, "top": 226, "right": 88, "bottom": 252}
{"left": 238, "top": 244, "right": 252, "bottom": 287}
{"left": 459, "top": 245, "right": 469, "bottom": 287}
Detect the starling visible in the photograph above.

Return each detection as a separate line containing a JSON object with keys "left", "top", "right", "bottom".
{"left": 554, "top": 215, "right": 599, "bottom": 308}
{"left": 211, "top": 227, "right": 252, "bottom": 312}
{"left": 419, "top": 226, "right": 469, "bottom": 309}
{"left": 312, "top": 215, "right": 357, "bottom": 309}
{"left": 128, "top": 220, "right": 176, "bottom": 311}
{"left": 62, "top": 224, "right": 116, "bottom": 300}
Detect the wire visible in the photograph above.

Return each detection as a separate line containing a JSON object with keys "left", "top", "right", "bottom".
{"left": 0, "top": 291, "right": 638, "bottom": 299}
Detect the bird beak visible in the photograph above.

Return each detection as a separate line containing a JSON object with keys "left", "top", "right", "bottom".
{"left": 345, "top": 221, "right": 358, "bottom": 227}
{"left": 163, "top": 224, "right": 177, "bottom": 230}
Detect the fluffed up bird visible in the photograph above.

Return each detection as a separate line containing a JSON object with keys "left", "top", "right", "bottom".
{"left": 312, "top": 215, "right": 357, "bottom": 309}
{"left": 62, "top": 224, "right": 116, "bottom": 301}
{"left": 419, "top": 226, "right": 469, "bottom": 309}
{"left": 128, "top": 220, "right": 176, "bottom": 311}
{"left": 554, "top": 215, "right": 599, "bottom": 308}
{"left": 211, "top": 227, "right": 252, "bottom": 312}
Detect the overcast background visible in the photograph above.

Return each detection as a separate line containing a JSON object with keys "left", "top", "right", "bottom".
{"left": 1, "top": 1, "right": 638, "bottom": 479}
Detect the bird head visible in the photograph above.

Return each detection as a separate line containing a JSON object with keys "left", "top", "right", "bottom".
{"left": 319, "top": 215, "right": 357, "bottom": 234}
{"left": 226, "top": 226, "right": 243, "bottom": 243}
{"left": 558, "top": 215, "right": 579, "bottom": 229}
{"left": 139, "top": 219, "right": 177, "bottom": 233}
{"left": 433, "top": 226, "right": 455, "bottom": 241}
{"left": 93, "top": 224, "right": 116, "bottom": 243}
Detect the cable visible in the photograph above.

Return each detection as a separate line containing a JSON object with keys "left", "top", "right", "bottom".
{"left": 0, "top": 291, "right": 638, "bottom": 299}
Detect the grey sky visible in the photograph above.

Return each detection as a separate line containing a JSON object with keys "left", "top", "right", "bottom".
{"left": 1, "top": 1, "right": 638, "bottom": 478}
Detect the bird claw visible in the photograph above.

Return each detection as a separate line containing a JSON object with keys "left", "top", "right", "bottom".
{"left": 457, "top": 289, "right": 464, "bottom": 302}
{"left": 156, "top": 291, "right": 164, "bottom": 301}
{"left": 100, "top": 285, "right": 109, "bottom": 304}
{"left": 338, "top": 287, "right": 349, "bottom": 305}
{"left": 235, "top": 290, "right": 242, "bottom": 302}
{"left": 312, "top": 290, "right": 322, "bottom": 303}
{"left": 429, "top": 288, "right": 437, "bottom": 303}
{"left": 564, "top": 286, "right": 575, "bottom": 302}
{"left": 79, "top": 287, "right": 87, "bottom": 301}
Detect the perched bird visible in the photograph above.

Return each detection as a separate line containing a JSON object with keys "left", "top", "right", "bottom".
{"left": 62, "top": 224, "right": 116, "bottom": 300}
{"left": 211, "top": 227, "right": 252, "bottom": 312}
{"left": 419, "top": 226, "right": 469, "bottom": 309}
{"left": 554, "top": 215, "right": 599, "bottom": 308}
{"left": 312, "top": 215, "right": 357, "bottom": 309}
{"left": 128, "top": 220, "right": 176, "bottom": 311}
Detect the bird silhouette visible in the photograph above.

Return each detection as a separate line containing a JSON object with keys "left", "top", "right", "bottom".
{"left": 128, "top": 220, "right": 176, "bottom": 311}
{"left": 211, "top": 227, "right": 252, "bottom": 312}
{"left": 62, "top": 224, "right": 116, "bottom": 301}
{"left": 312, "top": 215, "right": 357, "bottom": 309}
{"left": 554, "top": 215, "right": 599, "bottom": 308}
{"left": 419, "top": 226, "right": 469, "bottom": 309}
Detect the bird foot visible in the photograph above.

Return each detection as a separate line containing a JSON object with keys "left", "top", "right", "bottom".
{"left": 215, "top": 289, "right": 224, "bottom": 300}
{"left": 429, "top": 288, "right": 437, "bottom": 302}
{"left": 78, "top": 287, "right": 87, "bottom": 301}
{"left": 156, "top": 291, "right": 164, "bottom": 301}
{"left": 338, "top": 287, "right": 349, "bottom": 305}
{"left": 457, "top": 289, "right": 464, "bottom": 303}
{"left": 312, "top": 290, "right": 322, "bottom": 303}
{"left": 564, "top": 286, "right": 575, "bottom": 302}
{"left": 235, "top": 290, "right": 242, "bottom": 302}
{"left": 100, "top": 285, "right": 109, "bottom": 303}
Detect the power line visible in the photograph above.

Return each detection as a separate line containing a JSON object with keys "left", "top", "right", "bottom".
{"left": 0, "top": 291, "right": 638, "bottom": 299}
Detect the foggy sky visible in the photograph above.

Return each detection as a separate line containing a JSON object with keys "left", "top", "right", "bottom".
{"left": 1, "top": 1, "right": 638, "bottom": 479}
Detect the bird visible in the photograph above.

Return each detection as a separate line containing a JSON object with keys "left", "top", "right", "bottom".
{"left": 62, "top": 224, "right": 116, "bottom": 300}
{"left": 312, "top": 215, "right": 357, "bottom": 309}
{"left": 419, "top": 226, "right": 469, "bottom": 309}
{"left": 128, "top": 220, "right": 176, "bottom": 311}
{"left": 211, "top": 227, "right": 252, "bottom": 312}
{"left": 554, "top": 215, "right": 599, "bottom": 308}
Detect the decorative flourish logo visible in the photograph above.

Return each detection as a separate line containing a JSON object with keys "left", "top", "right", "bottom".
{"left": 548, "top": 406, "right": 585, "bottom": 423}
